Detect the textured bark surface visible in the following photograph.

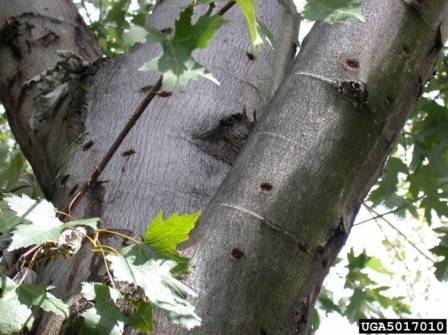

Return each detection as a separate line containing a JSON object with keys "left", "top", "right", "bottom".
{"left": 1, "top": 0, "right": 447, "bottom": 334}
{"left": 177, "top": 1, "right": 448, "bottom": 334}
{"left": 0, "top": 0, "right": 101, "bottom": 192}
{"left": 1, "top": 0, "right": 299, "bottom": 334}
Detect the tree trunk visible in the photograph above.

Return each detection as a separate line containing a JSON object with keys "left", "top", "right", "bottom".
{"left": 0, "top": 0, "right": 446, "bottom": 334}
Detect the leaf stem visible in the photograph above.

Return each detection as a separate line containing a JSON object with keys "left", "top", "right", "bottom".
{"left": 97, "top": 239, "right": 116, "bottom": 289}
{"left": 16, "top": 245, "right": 42, "bottom": 287}
{"left": 97, "top": 228, "right": 142, "bottom": 244}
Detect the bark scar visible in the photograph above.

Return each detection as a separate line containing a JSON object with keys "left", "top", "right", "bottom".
{"left": 192, "top": 110, "right": 256, "bottom": 165}
{"left": 220, "top": 203, "right": 301, "bottom": 245}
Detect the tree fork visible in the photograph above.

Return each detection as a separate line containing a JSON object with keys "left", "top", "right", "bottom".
{"left": 1, "top": 0, "right": 300, "bottom": 334}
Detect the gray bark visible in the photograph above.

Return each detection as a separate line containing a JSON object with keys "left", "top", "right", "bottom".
{"left": 179, "top": 1, "right": 448, "bottom": 334}
{"left": 0, "top": 0, "right": 299, "bottom": 333}
{"left": 0, "top": 0, "right": 447, "bottom": 334}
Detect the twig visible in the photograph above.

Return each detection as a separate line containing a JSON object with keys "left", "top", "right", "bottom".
{"left": 362, "top": 204, "right": 435, "bottom": 263}
{"left": 0, "top": 184, "right": 30, "bottom": 194}
{"left": 97, "top": 239, "right": 116, "bottom": 289}
{"left": 97, "top": 228, "right": 142, "bottom": 244}
{"left": 373, "top": 220, "right": 417, "bottom": 301}
{"left": 217, "top": 1, "right": 236, "bottom": 16}
{"left": 99, "top": 0, "right": 103, "bottom": 22}
{"left": 17, "top": 246, "right": 42, "bottom": 286}
{"left": 355, "top": 180, "right": 448, "bottom": 226}
{"left": 63, "top": 76, "right": 163, "bottom": 216}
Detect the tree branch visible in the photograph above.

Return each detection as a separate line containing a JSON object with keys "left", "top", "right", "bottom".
{"left": 363, "top": 204, "right": 435, "bottom": 263}
{"left": 217, "top": 1, "right": 236, "bottom": 16}
{"left": 355, "top": 180, "right": 448, "bottom": 226}
{"left": 64, "top": 76, "right": 163, "bottom": 216}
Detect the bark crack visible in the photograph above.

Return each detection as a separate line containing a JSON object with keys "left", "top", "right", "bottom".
{"left": 220, "top": 203, "right": 301, "bottom": 245}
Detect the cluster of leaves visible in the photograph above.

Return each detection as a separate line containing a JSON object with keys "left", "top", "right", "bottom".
{"left": 73, "top": 0, "right": 156, "bottom": 55}
{"left": 140, "top": 0, "right": 272, "bottom": 89}
{"left": 312, "top": 249, "right": 411, "bottom": 331}
{"left": 78, "top": 0, "right": 367, "bottom": 90}
{"left": 0, "top": 194, "right": 201, "bottom": 334}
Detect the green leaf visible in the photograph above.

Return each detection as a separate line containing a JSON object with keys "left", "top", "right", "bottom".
{"left": 17, "top": 283, "right": 69, "bottom": 317}
{"left": 144, "top": 210, "right": 199, "bottom": 276}
{"left": 368, "top": 157, "right": 408, "bottom": 207}
{"left": 80, "top": 282, "right": 127, "bottom": 335}
{"left": 299, "top": 0, "right": 365, "bottom": 24}
{"left": 317, "top": 288, "right": 341, "bottom": 315}
{"left": 144, "top": 210, "right": 200, "bottom": 256}
{"left": 0, "top": 276, "right": 33, "bottom": 334}
{"left": 345, "top": 288, "right": 367, "bottom": 322}
{"left": 140, "top": 5, "right": 227, "bottom": 88}
{"left": 236, "top": 0, "right": 263, "bottom": 50}
{"left": 123, "top": 26, "right": 148, "bottom": 47}
{"left": 0, "top": 200, "right": 26, "bottom": 234}
{"left": 107, "top": 244, "right": 201, "bottom": 330}
{"left": 127, "top": 301, "right": 154, "bottom": 333}
{"left": 2, "top": 152, "right": 24, "bottom": 189}
{"left": 4, "top": 194, "right": 98, "bottom": 250}
{"left": 366, "top": 257, "right": 393, "bottom": 276}
{"left": 142, "top": 54, "right": 219, "bottom": 89}
{"left": 430, "top": 227, "right": 448, "bottom": 281}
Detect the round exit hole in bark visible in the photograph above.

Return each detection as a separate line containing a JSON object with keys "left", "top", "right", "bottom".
{"left": 401, "top": 44, "right": 411, "bottom": 56}
{"left": 230, "top": 248, "right": 244, "bottom": 260}
{"left": 345, "top": 58, "right": 360, "bottom": 70}
{"left": 260, "top": 182, "right": 273, "bottom": 192}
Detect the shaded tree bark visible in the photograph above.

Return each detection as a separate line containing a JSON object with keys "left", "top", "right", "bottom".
{"left": 0, "top": 0, "right": 447, "bottom": 334}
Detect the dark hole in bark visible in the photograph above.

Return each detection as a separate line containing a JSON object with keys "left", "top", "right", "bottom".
{"left": 230, "top": 248, "right": 244, "bottom": 260}
{"left": 345, "top": 58, "right": 360, "bottom": 69}
{"left": 297, "top": 242, "right": 308, "bottom": 253}
{"left": 401, "top": 44, "right": 411, "bottom": 56}
{"left": 122, "top": 149, "right": 136, "bottom": 157}
{"left": 260, "top": 329, "right": 268, "bottom": 335}
{"left": 192, "top": 111, "right": 256, "bottom": 165}
{"left": 161, "top": 27, "right": 172, "bottom": 34}
{"left": 82, "top": 140, "right": 94, "bottom": 151}
{"left": 386, "top": 95, "right": 394, "bottom": 104}
{"left": 316, "top": 245, "right": 324, "bottom": 255}
{"left": 246, "top": 51, "right": 255, "bottom": 60}
{"left": 260, "top": 182, "right": 273, "bottom": 192}
{"left": 322, "top": 259, "right": 328, "bottom": 268}
{"left": 157, "top": 91, "right": 172, "bottom": 98}
{"left": 60, "top": 174, "right": 70, "bottom": 185}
